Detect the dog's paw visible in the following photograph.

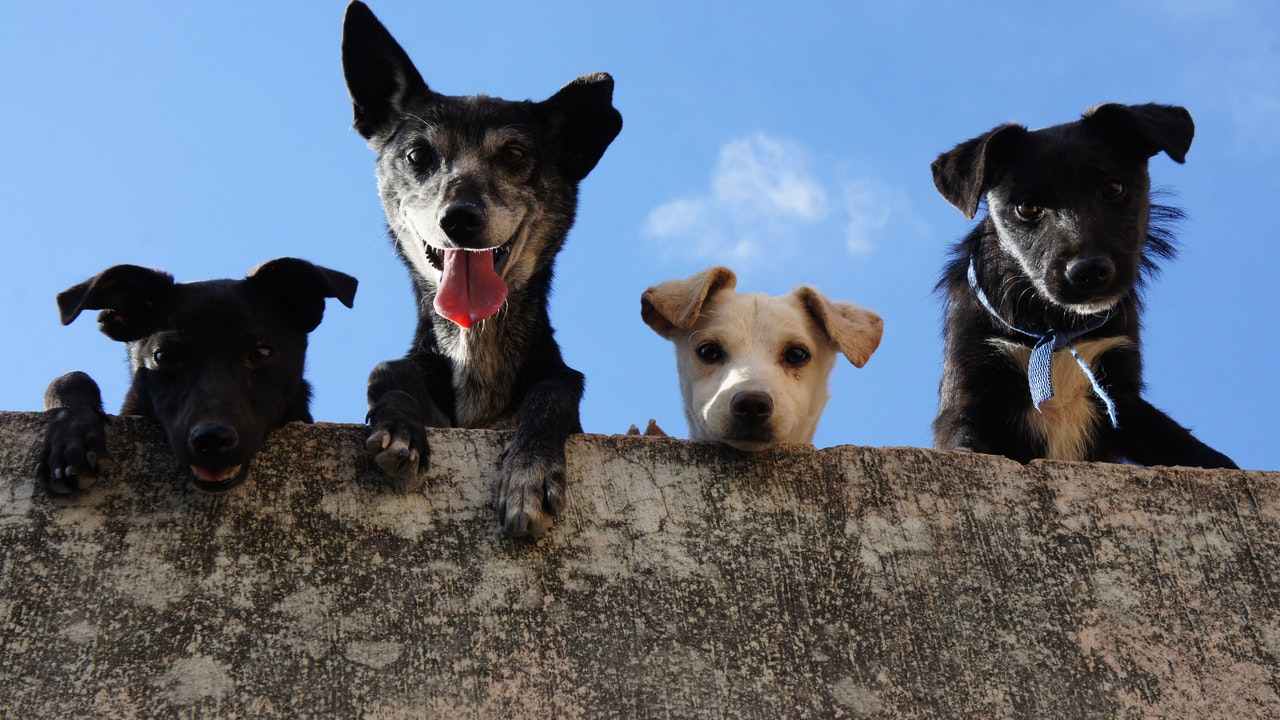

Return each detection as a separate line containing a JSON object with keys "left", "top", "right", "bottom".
{"left": 38, "top": 406, "right": 110, "bottom": 496}
{"left": 365, "top": 409, "right": 428, "bottom": 493}
{"left": 625, "top": 419, "right": 667, "bottom": 437}
{"left": 642, "top": 419, "right": 667, "bottom": 437}
{"left": 496, "top": 448, "right": 566, "bottom": 540}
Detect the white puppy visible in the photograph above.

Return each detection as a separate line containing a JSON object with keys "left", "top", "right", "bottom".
{"left": 642, "top": 266, "right": 883, "bottom": 451}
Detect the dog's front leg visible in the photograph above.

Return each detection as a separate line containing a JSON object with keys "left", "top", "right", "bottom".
{"left": 496, "top": 368, "right": 584, "bottom": 539}
{"left": 39, "top": 371, "right": 111, "bottom": 495}
{"left": 932, "top": 406, "right": 994, "bottom": 455}
{"left": 366, "top": 356, "right": 452, "bottom": 492}
{"left": 1114, "top": 395, "right": 1238, "bottom": 469}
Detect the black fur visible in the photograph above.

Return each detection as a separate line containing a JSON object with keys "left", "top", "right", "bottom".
{"left": 930, "top": 103, "right": 1236, "bottom": 469}
{"left": 342, "top": 2, "right": 622, "bottom": 538}
{"left": 39, "top": 259, "right": 357, "bottom": 494}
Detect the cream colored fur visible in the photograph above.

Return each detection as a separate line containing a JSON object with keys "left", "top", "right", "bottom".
{"left": 643, "top": 267, "right": 883, "bottom": 451}
{"left": 989, "top": 336, "right": 1132, "bottom": 460}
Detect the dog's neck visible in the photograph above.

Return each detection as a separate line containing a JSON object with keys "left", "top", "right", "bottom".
{"left": 413, "top": 277, "right": 551, "bottom": 428}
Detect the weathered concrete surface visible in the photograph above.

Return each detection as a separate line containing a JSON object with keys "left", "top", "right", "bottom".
{"left": 1, "top": 410, "right": 1278, "bottom": 719}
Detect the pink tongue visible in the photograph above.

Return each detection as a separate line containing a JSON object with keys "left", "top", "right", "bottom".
{"left": 433, "top": 249, "right": 508, "bottom": 328}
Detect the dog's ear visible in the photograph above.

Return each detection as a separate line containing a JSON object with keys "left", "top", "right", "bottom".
{"left": 247, "top": 258, "right": 358, "bottom": 332}
{"left": 541, "top": 73, "right": 623, "bottom": 182}
{"left": 641, "top": 266, "right": 736, "bottom": 338}
{"left": 931, "top": 124, "right": 1026, "bottom": 219}
{"left": 794, "top": 287, "right": 883, "bottom": 368}
{"left": 1083, "top": 103, "right": 1195, "bottom": 164}
{"left": 57, "top": 265, "right": 175, "bottom": 341}
{"left": 342, "top": 1, "right": 431, "bottom": 141}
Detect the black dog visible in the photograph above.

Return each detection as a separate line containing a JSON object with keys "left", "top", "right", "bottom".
{"left": 40, "top": 258, "right": 357, "bottom": 494}
{"left": 341, "top": 2, "right": 622, "bottom": 537}
{"left": 930, "top": 102, "right": 1236, "bottom": 468}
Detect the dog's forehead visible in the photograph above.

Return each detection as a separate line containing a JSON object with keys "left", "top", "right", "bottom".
{"left": 398, "top": 96, "right": 542, "bottom": 145}
{"left": 696, "top": 291, "right": 817, "bottom": 343}
{"left": 164, "top": 280, "right": 268, "bottom": 335}
{"left": 1017, "top": 122, "right": 1141, "bottom": 174}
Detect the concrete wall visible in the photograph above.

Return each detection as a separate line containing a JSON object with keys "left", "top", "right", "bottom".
{"left": 0, "top": 410, "right": 1277, "bottom": 718}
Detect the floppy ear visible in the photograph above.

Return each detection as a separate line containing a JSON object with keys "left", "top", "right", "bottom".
{"left": 1083, "top": 102, "right": 1194, "bottom": 164}
{"left": 541, "top": 73, "right": 624, "bottom": 182}
{"left": 793, "top": 287, "right": 883, "bottom": 368}
{"left": 342, "top": 1, "right": 431, "bottom": 141}
{"left": 931, "top": 123, "right": 1026, "bottom": 219}
{"left": 641, "top": 266, "right": 736, "bottom": 339}
{"left": 247, "top": 258, "right": 358, "bottom": 332}
{"left": 56, "top": 265, "right": 175, "bottom": 341}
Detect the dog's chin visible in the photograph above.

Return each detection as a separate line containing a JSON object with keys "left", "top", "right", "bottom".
{"left": 188, "top": 463, "right": 250, "bottom": 494}
{"left": 716, "top": 427, "right": 778, "bottom": 453}
{"left": 720, "top": 438, "right": 777, "bottom": 452}
{"left": 1048, "top": 291, "right": 1126, "bottom": 316}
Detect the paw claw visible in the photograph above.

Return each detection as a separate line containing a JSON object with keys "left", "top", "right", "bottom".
{"left": 365, "top": 430, "right": 390, "bottom": 453}
{"left": 504, "top": 507, "right": 552, "bottom": 539}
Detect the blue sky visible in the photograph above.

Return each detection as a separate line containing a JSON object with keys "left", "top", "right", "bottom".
{"left": 2, "top": 1, "right": 1276, "bottom": 470}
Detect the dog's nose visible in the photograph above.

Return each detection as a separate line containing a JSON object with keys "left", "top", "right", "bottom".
{"left": 189, "top": 423, "right": 239, "bottom": 456}
{"left": 1065, "top": 256, "right": 1116, "bottom": 293}
{"left": 439, "top": 203, "right": 485, "bottom": 245}
{"left": 731, "top": 391, "right": 774, "bottom": 421}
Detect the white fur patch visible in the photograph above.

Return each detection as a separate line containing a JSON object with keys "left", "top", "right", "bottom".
{"left": 989, "top": 336, "right": 1132, "bottom": 460}
{"left": 987, "top": 195, "right": 1060, "bottom": 305}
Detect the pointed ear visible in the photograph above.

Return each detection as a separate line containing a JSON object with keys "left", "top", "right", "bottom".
{"left": 56, "top": 265, "right": 175, "bottom": 341}
{"left": 342, "top": 1, "right": 430, "bottom": 141}
{"left": 793, "top": 287, "right": 883, "bottom": 368}
{"left": 931, "top": 123, "right": 1026, "bottom": 219}
{"left": 1083, "top": 102, "right": 1194, "bottom": 164}
{"left": 541, "top": 73, "right": 623, "bottom": 182}
{"left": 641, "top": 266, "right": 736, "bottom": 338}
{"left": 247, "top": 258, "right": 358, "bottom": 332}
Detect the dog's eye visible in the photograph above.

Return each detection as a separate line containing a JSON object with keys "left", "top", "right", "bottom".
{"left": 151, "top": 346, "right": 184, "bottom": 368}
{"left": 782, "top": 346, "right": 811, "bottom": 367}
{"left": 498, "top": 143, "right": 530, "bottom": 167}
{"left": 406, "top": 145, "right": 436, "bottom": 170}
{"left": 245, "top": 344, "right": 273, "bottom": 368}
{"left": 1014, "top": 204, "right": 1045, "bottom": 222}
{"left": 1101, "top": 180, "right": 1126, "bottom": 201}
{"left": 695, "top": 341, "right": 726, "bottom": 364}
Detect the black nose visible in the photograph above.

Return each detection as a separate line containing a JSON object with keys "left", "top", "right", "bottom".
{"left": 189, "top": 423, "right": 239, "bottom": 457}
{"left": 731, "top": 391, "right": 774, "bottom": 420}
{"left": 439, "top": 203, "right": 485, "bottom": 245}
{"left": 1065, "top": 256, "right": 1116, "bottom": 293}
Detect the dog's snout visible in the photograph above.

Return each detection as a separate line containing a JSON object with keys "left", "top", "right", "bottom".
{"left": 439, "top": 203, "right": 485, "bottom": 245}
{"left": 1065, "top": 256, "right": 1116, "bottom": 293}
{"left": 189, "top": 423, "right": 239, "bottom": 457}
{"left": 730, "top": 391, "right": 773, "bottom": 421}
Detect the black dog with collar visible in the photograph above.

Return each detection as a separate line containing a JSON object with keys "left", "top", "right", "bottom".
{"left": 930, "top": 102, "right": 1236, "bottom": 468}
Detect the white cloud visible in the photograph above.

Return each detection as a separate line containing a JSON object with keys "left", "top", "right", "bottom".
{"left": 842, "top": 180, "right": 892, "bottom": 256}
{"left": 645, "top": 133, "right": 915, "bottom": 265}
{"left": 711, "top": 134, "right": 828, "bottom": 221}
{"left": 644, "top": 197, "right": 707, "bottom": 239}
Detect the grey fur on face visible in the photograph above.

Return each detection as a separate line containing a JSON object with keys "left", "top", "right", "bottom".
{"left": 344, "top": 1, "right": 622, "bottom": 537}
